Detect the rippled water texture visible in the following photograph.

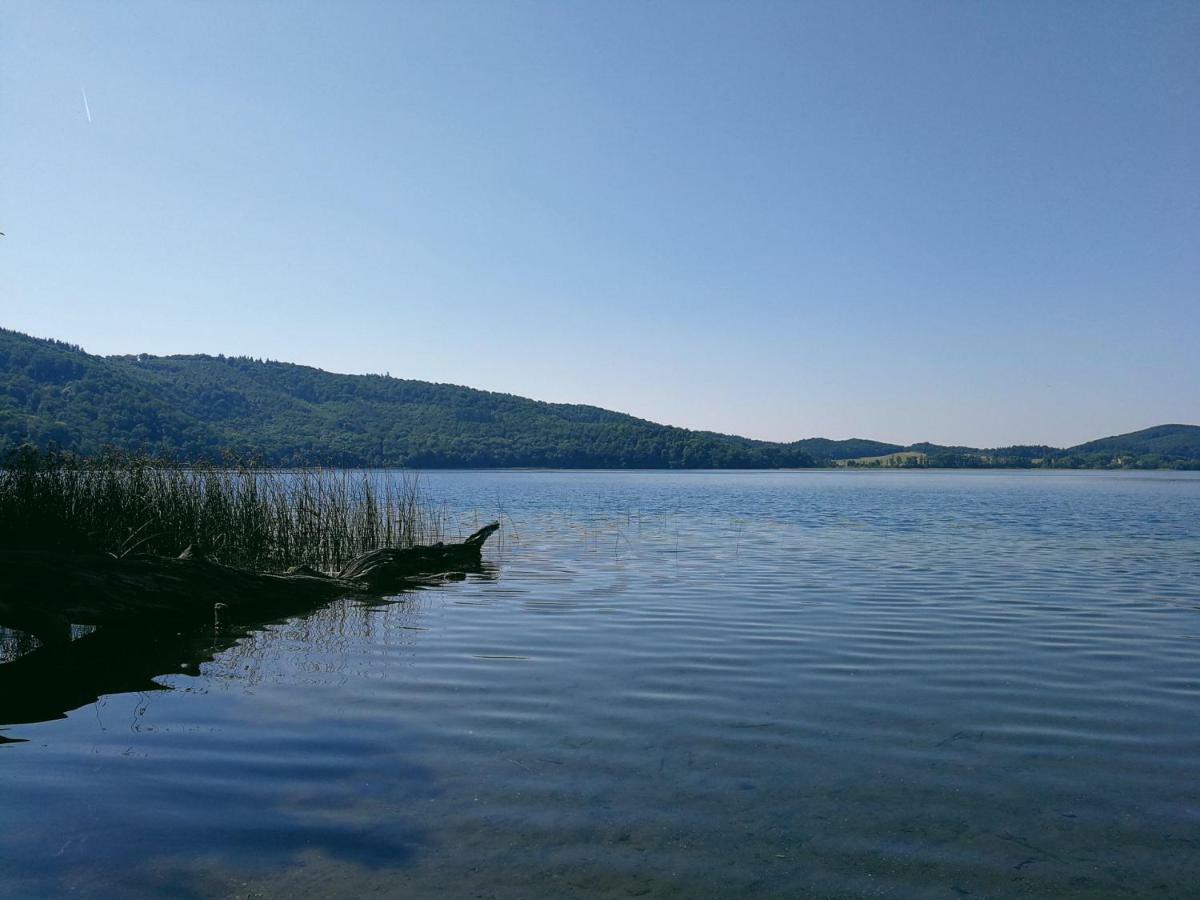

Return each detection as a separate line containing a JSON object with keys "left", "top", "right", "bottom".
{"left": 2, "top": 470, "right": 1199, "bottom": 897}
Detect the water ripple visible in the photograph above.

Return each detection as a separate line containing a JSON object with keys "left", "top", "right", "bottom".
{"left": 2, "top": 471, "right": 1199, "bottom": 897}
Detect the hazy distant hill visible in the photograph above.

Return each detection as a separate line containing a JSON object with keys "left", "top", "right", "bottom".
{"left": 789, "top": 437, "right": 902, "bottom": 461}
{"left": 1, "top": 329, "right": 1195, "bottom": 469}
{"left": 1066, "top": 425, "right": 1200, "bottom": 463}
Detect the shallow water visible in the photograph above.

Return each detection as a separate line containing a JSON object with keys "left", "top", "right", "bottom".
{"left": 2, "top": 470, "right": 1199, "bottom": 897}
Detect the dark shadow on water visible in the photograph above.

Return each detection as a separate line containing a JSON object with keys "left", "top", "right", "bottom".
{"left": 0, "top": 561, "right": 498, "bottom": 729}
{"left": 1, "top": 621, "right": 233, "bottom": 728}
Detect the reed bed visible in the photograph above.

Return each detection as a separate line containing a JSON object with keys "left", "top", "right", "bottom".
{"left": 0, "top": 452, "right": 444, "bottom": 574}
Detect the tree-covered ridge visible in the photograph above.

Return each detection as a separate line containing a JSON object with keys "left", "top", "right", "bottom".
{"left": 1, "top": 328, "right": 1196, "bottom": 468}
{"left": 1, "top": 328, "right": 816, "bottom": 467}
{"left": 790, "top": 437, "right": 903, "bottom": 460}
{"left": 1069, "top": 425, "right": 1200, "bottom": 464}
{"left": 904, "top": 426, "right": 1200, "bottom": 469}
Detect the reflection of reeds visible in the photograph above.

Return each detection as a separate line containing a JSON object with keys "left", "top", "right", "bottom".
{"left": 0, "top": 451, "right": 444, "bottom": 574}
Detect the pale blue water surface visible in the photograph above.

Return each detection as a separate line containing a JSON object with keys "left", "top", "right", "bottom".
{"left": 2, "top": 470, "right": 1199, "bottom": 897}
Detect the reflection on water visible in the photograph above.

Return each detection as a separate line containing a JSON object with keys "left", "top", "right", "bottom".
{"left": 0, "top": 562, "right": 498, "bottom": 727}
{"left": 2, "top": 470, "right": 1199, "bottom": 897}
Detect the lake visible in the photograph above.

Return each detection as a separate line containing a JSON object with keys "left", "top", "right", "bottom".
{"left": 2, "top": 470, "right": 1199, "bottom": 897}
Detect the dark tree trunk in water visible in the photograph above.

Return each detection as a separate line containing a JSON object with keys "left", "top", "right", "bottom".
{"left": 0, "top": 523, "right": 500, "bottom": 646}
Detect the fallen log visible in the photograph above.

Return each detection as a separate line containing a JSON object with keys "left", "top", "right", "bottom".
{"left": 336, "top": 521, "right": 498, "bottom": 586}
{"left": 0, "top": 523, "right": 499, "bottom": 646}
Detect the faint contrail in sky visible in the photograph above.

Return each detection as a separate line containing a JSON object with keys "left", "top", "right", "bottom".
{"left": 81, "top": 86, "right": 92, "bottom": 123}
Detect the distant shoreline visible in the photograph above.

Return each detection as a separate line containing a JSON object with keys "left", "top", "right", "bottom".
{"left": 4, "top": 329, "right": 1198, "bottom": 471}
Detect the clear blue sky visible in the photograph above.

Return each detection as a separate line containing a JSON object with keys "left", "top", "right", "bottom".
{"left": 2, "top": 1, "right": 1196, "bottom": 448}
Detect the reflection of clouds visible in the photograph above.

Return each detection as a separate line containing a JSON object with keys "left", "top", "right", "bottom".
{"left": 1, "top": 713, "right": 438, "bottom": 896}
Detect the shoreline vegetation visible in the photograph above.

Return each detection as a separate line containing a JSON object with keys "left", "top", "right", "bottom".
{"left": 0, "top": 451, "right": 499, "bottom": 651}
{"left": 0, "top": 450, "right": 446, "bottom": 574}
{"left": 2, "top": 328, "right": 1199, "bottom": 470}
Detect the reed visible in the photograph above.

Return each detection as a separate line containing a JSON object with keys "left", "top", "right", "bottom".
{"left": 0, "top": 451, "right": 444, "bottom": 574}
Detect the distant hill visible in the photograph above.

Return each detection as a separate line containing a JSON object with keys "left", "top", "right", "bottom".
{"left": 790, "top": 437, "right": 903, "bottom": 461}
{"left": 1, "top": 329, "right": 1195, "bottom": 469}
{"left": 1066, "top": 425, "right": 1200, "bottom": 463}
{"left": 0, "top": 328, "right": 824, "bottom": 467}
{"left": 847, "top": 428, "right": 1200, "bottom": 469}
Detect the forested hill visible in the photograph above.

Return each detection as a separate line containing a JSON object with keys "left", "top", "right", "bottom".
{"left": 0, "top": 329, "right": 826, "bottom": 467}
{"left": 1, "top": 329, "right": 1196, "bottom": 468}
{"left": 1067, "top": 425, "right": 1200, "bottom": 462}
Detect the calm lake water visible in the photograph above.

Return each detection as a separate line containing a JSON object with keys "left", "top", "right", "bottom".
{"left": 2, "top": 470, "right": 1199, "bottom": 897}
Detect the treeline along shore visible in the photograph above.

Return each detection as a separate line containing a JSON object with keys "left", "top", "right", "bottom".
{"left": 2, "top": 328, "right": 1198, "bottom": 469}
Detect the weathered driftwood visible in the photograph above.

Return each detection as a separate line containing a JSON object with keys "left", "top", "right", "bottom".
{"left": 0, "top": 523, "right": 499, "bottom": 647}
{"left": 335, "top": 522, "right": 498, "bottom": 585}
